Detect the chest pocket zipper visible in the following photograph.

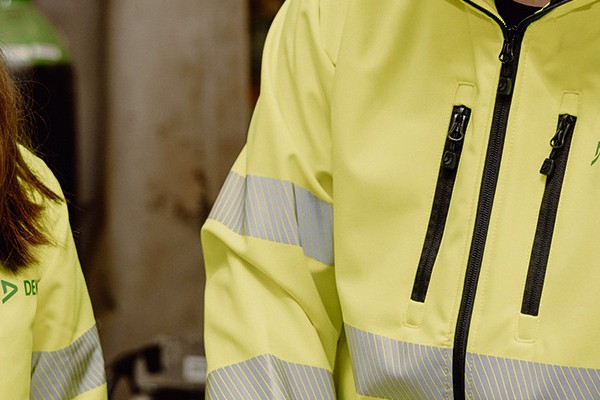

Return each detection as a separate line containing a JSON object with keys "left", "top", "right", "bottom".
{"left": 411, "top": 105, "right": 472, "bottom": 303}
{"left": 521, "top": 114, "right": 577, "bottom": 316}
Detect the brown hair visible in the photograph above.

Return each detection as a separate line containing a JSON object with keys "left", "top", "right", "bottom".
{"left": 0, "top": 58, "right": 61, "bottom": 273}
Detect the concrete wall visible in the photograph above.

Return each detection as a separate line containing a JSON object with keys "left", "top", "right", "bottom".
{"left": 100, "top": 0, "right": 249, "bottom": 358}
{"left": 35, "top": 0, "right": 250, "bottom": 395}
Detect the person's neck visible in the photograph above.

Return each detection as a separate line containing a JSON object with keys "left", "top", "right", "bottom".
{"left": 512, "top": 0, "right": 548, "bottom": 6}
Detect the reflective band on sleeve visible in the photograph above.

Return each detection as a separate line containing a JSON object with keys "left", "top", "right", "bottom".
{"left": 206, "top": 354, "right": 336, "bottom": 399}
{"left": 209, "top": 172, "right": 334, "bottom": 265}
{"left": 346, "top": 325, "right": 453, "bottom": 399}
{"left": 30, "top": 325, "right": 106, "bottom": 400}
{"left": 346, "top": 324, "right": 600, "bottom": 400}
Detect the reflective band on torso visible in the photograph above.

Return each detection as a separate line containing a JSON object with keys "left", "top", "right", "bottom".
{"left": 346, "top": 325, "right": 600, "bottom": 400}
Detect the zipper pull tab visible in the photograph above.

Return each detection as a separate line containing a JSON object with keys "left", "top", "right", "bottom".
{"left": 540, "top": 114, "right": 576, "bottom": 176}
{"left": 499, "top": 27, "right": 517, "bottom": 64}
{"left": 442, "top": 106, "right": 471, "bottom": 170}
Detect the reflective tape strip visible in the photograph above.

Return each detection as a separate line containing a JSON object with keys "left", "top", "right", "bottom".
{"left": 209, "top": 172, "right": 334, "bottom": 265}
{"left": 346, "top": 325, "right": 452, "bottom": 400}
{"left": 346, "top": 324, "right": 600, "bottom": 400}
{"left": 206, "top": 354, "right": 336, "bottom": 400}
{"left": 30, "top": 325, "right": 106, "bottom": 400}
{"left": 466, "top": 353, "right": 600, "bottom": 400}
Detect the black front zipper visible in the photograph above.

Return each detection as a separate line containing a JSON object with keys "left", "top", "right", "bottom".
{"left": 521, "top": 114, "right": 576, "bottom": 316}
{"left": 411, "top": 105, "right": 472, "bottom": 303}
{"left": 453, "top": 1, "right": 572, "bottom": 399}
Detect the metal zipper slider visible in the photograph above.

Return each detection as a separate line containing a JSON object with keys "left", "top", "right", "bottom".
{"left": 540, "top": 114, "right": 576, "bottom": 176}
{"left": 442, "top": 106, "right": 470, "bottom": 169}
{"left": 497, "top": 27, "right": 518, "bottom": 95}
{"left": 499, "top": 26, "right": 517, "bottom": 63}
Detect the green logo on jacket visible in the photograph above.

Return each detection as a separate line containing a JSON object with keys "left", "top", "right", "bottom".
{"left": 1, "top": 280, "right": 18, "bottom": 304}
{"left": 591, "top": 142, "right": 600, "bottom": 166}
{"left": 0, "top": 279, "right": 38, "bottom": 304}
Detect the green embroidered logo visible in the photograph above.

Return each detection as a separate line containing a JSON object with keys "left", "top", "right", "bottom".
{"left": 0, "top": 279, "right": 38, "bottom": 304}
{"left": 592, "top": 142, "right": 600, "bottom": 166}
{"left": 1, "top": 280, "right": 18, "bottom": 304}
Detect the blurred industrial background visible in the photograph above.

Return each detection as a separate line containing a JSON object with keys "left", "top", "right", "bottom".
{"left": 0, "top": 0, "right": 284, "bottom": 398}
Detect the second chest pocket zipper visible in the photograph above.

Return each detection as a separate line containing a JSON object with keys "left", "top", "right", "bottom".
{"left": 521, "top": 113, "right": 577, "bottom": 316}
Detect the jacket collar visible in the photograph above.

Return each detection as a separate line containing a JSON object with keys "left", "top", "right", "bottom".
{"left": 461, "top": 0, "right": 599, "bottom": 24}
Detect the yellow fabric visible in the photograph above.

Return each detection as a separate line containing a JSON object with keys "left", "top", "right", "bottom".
{"left": 203, "top": 0, "right": 600, "bottom": 397}
{"left": 0, "top": 150, "right": 107, "bottom": 399}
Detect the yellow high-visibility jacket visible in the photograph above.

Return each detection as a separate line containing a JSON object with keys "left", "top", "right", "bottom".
{"left": 0, "top": 151, "right": 107, "bottom": 399}
{"left": 202, "top": 0, "right": 600, "bottom": 398}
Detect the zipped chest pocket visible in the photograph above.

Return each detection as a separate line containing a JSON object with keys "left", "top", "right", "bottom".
{"left": 521, "top": 113, "right": 577, "bottom": 317}
{"left": 411, "top": 105, "right": 472, "bottom": 303}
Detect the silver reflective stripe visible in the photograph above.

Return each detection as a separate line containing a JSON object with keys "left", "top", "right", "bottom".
{"left": 347, "top": 324, "right": 600, "bottom": 400}
{"left": 466, "top": 352, "right": 600, "bottom": 400}
{"left": 209, "top": 172, "right": 334, "bottom": 265}
{"left": 30, "top": 325, "right": 106, "bottom": 400}
{"left": 346, "top": 325, "right": 452, "bottom": 400}
{"left": 206, "top": 354, "right": 335, "bottom": 400}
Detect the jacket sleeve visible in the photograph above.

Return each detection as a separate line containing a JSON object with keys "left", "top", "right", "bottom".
{"left": 28, "top": 155, "right": 107, "bottom": 400}
{"left": 201, "top": 0, "right": 345, "bottom": 398}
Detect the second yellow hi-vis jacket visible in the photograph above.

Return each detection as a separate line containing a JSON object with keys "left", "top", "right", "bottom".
{"left": 202, "top": 0, "right": 600, "bottom": 398}
{"left": 0, "top": 151, "right": 107, "bottom": 399}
